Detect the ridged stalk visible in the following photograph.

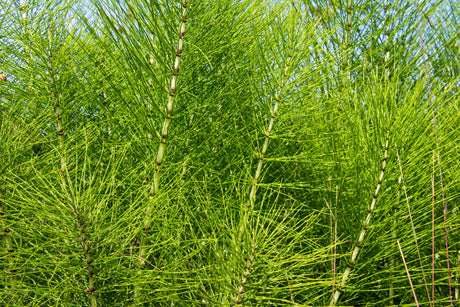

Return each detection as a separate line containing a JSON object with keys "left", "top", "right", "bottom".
{"left": 330, "top": 135, "right": 389, "bottom": 306}
{"left": 137, "top": 0, "right": 188, "bottom": 276}
{"left": 48, "top": 30, "right": 66, "bottom": 181}
{"left": 232, "top": 53, "right": 292, "bottom": 305}
{"left": 48, "top": 30, "right": 97, "bottom": 306}
{"left": 238, "top": 55, "right": 292, "bottom": 239}
{"left": 233, "top": 244, "right": 256, "bottom": 305}
{"left": 76, "top": 211, "right": 97, "bottom": 306}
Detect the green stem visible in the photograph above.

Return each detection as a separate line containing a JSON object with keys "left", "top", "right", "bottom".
{"left": 237, "top": 55, "right": 292, "bottom": 240}
{"left": 48, "top": 29, "right": 97, "bottom": 307}
{"left": 76, "top": 211, "right": 97, "bottom": 306}
{"left": 232, "top": 51, "right": 292, "bottom": 304}
{"left": 330, "top": 135, "right": 389, "bottom": 306}
{"left": 48, "top": 29, "right": 66, "bottom": 181}
{"left": 233, "top": 243, "right": 256, "bottom": 305}
{"left": 136, "top": 0, "right": 189, "bottom": 299}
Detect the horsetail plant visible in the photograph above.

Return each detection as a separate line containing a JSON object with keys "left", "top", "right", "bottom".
{"left": 136, "top": 0, "right": 189, "bottom": 291}
{"left": 1, "top": 0, "right": 458, "bottom": 305}
{"left": 330, "top": 135, "right": 389, "bottom": 306}
{"left": 48, "top": 28, "right": 67, "bottom": 182}
{"left": 230, "top": 37, "right": 294, "bottom": 304}
{"left": 47, "top": 26, "right": 98, "bottom": 307}
{"left": 237, "top": 55, "right": 292, "bottom": 241}
{"left": 233, "top": 242, "right": 257, "bottom": 305}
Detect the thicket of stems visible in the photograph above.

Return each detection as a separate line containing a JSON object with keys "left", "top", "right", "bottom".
{"left": 0, "top": 0, "right": 458, "bottom": 305}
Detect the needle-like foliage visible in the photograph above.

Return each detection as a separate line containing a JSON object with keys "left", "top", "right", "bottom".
{"left": 0, "top": 0, "right": 459, "bottom": 305}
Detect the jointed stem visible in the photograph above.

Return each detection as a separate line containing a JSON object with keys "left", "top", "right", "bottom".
{"left": 238, "top": 55, "right": 292, "bottom": 240}
{"left": 330, "top": 135, "right": 389, "bottom": 306}
{"left": 136, "top": 0, "right": 189, "bottom": 296}
{"left": 232, "top": 52, "right": 292, "bottom": 304}
{"left": 48, "top": 28, "right": 97, "bottom": 307}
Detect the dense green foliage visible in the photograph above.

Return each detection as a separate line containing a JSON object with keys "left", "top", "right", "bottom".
{"left": 1, "top": 0, "right": 459, "bottom": 305}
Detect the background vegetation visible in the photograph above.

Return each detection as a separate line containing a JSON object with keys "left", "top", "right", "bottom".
{"left": 1, "top": 0, "right": 459, "bottom": 305}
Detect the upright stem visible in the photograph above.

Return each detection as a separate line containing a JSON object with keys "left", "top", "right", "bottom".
{"left": 325, "top": 193, "right": 338, "bottom": 295}
{"left": 237, "top": 55, "right": 292, "bottom": 239}
{"left": 233, "top": 243, "right": 257, "bottom": 305}
{"left": 389, "top": 214, "right": 396, "bottom": 305}
{"left": 330, "top": 136, "right": 389, "bottom": 306}
{"left": 137, "top": 0, "right": 188, "bottom": 279}
{"left": 232, "top": 53, "right": 292, "bottom": 304}
{"left": 48, "top": 30, "right": 66, "bottom": 181}
{"left": 48, "top": 29, "right": 97, "bottom": 307}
